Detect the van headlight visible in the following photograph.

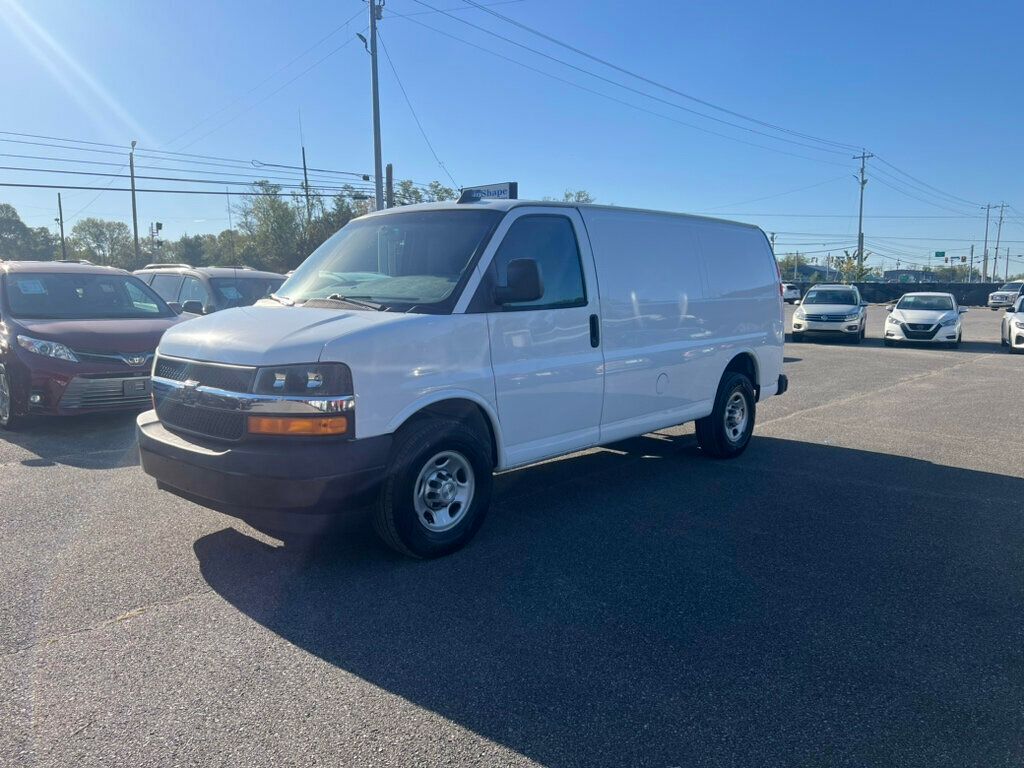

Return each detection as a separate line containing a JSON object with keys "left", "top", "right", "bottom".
{"left": 17, "top": 335, "right": 78, "bottom": 362}
{"left": 252, "top": 363, "right": 353, "bottom": 396}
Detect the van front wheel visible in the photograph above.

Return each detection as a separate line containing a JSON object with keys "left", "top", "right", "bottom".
{"left": 374, "top": 416, "right": 493, "bottom": 558}
{"left": 695, "top": 371, "right": 756, "bottom": 459}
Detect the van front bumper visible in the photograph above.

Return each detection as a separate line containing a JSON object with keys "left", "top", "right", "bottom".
{"left": 137, "top": 410, "right": 391, "bottom": 512}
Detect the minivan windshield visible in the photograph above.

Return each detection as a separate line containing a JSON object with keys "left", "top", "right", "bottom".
{"left": 4, "top": 272, "right": 172, "bottom": 320}
{"left": 803, "top": 289, "right": 857, "bottom": 305}
{"left": 278, "top": 210, "right": 501, "bottom": 309}
{"left": 998, "top": 282, "right": 1023, "bottom": 291}
{"left": 897, "top": 295, "right": 954, "bottom": 311}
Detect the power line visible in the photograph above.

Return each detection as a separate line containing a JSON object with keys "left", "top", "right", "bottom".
{"left": 389, "top": 12, "right": 852, "bottom": 168}
{"left": 457, "top": 0, "right": 861, "bottom": 154}
{"left": 0, "top": 181, "right": 369, "bottom": 198}
{"left": 405, "top": 0, "right": 851, "bottom": 158}
{"left": 162, "top": 6, "right": 366, "bottom": 148}
{"left": 377, "top": 33, "right": 458, "bottom": 187}
{"left": 869, "top": 172, "right": 977, "bottom": 216}
{"left": 872, "top": 155, "right": 982, "bottom": 208}
{"left": 704, "top": 175, "right": 849, "bottom": 210}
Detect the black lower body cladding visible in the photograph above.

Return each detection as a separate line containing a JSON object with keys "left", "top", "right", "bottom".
{"left": 136, "top": 410, "right": 392, "bottom": 513}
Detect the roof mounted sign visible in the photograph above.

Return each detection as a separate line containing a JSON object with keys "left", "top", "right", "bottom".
{"left": 457, "top": 182, "right": 518, "bottom": 204}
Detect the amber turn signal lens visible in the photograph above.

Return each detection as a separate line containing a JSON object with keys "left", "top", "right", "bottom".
{"left": 247, "top": 415, "right": 349, "bottom": 436}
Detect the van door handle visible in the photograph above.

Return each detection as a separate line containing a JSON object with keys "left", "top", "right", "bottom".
{"left": 589, "top": 314, "right": 600, "bottom": 347}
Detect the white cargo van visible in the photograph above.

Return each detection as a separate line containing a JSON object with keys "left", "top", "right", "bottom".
{"left": 138, "top": 200, "right": 787, "bottom": 557}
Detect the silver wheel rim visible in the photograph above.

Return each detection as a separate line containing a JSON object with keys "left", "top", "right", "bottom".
{"left": 724, "top": 390, "right": 748, "bottom": 443}
{"left": 0, "top": 373, "right": 10, "bottom": 424}
{"left": 413, "top": 450, "right": 475, "bottom": 532}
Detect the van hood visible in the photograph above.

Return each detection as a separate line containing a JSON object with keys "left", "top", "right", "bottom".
{"left": 156, "top": 304, "right": 425, "bottom": 365}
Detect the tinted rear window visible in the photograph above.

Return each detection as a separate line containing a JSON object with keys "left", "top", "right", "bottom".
{"left": 210, "top": 277, "right": 285, "bottom": 308}
{"left": 4, "top": 272, "right": 171, "bottom": 319}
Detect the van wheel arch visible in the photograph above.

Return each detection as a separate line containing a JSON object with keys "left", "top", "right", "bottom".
{"left": 724, "top": 352, "right": 759, "bottom": 398}
{"left": 398, "top": 398, "right": 498, "bottom": 467}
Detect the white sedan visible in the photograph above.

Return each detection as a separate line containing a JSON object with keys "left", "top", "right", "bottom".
{"left": 1000, "top": 297, "right": 1024, "bottom": 354}
{"left": 883, "top": 292, "right": 965, "bottom": 348}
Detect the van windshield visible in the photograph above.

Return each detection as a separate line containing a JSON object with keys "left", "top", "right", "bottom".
{"left": 278, "top": 210, "right": 501, "bottom": 310}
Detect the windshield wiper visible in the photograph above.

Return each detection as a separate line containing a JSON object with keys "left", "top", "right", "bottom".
{"left": 268, "top": 293, "right": 295, "bottom": 306}
{"left": 325, "top": 294, "right": 385, "bottom": 310}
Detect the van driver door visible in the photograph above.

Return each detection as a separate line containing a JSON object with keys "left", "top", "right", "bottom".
{"left": 468, "top": 207, "right": 604, "bottom": 468}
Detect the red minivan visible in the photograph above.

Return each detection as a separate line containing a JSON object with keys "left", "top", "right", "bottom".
{"left": 0, "top": 261, "right": 191, "bottom": 429}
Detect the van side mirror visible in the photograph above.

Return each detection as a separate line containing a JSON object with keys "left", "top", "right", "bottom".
{"left": 181, "top": 300, "right": 206, "bottom": 315}
{"left": 494, "top": 258, "right": 543, "bottom": 305}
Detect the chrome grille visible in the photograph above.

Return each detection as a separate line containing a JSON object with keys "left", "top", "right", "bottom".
{"left": 60, "top": 376, "right": 151, "bottom": 410}
{"left": 75, "top": 351, "right": 154, "bottom": 368}
{"left": 804, "top": 314, "right": 848, "bottom": 322}
{"left": 154, "top": 356, "right": 255, "bottom": 392}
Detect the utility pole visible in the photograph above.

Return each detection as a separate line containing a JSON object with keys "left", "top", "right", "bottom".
{"left": 129, "top": 140, "right": 141, "bottom": 265}
{"left": 993, "top": 203, "right": 1006, "bottom": 277}
{"left": 968, "top": 244, "right": 974, "bottom": 283}
{"left": 792, "top": 251, "right": 799, "bottom": 281}
{"left": 769, "top": 232, "right": 776, "bottom": 254}
{"left": 981, "top": 203, "right": 994, "bottom": 282}
{"left": 56, "top": 192, "right": 67, "bottom": 260}
{"left": 368, "top": 0, "right": 385, "bottom": 210}
{"left": 993, "top": 249, "right": 999, "bottom": 280}
{"left": 226, "top": 187, "right": 236, "bottom": 262}
{"left": 299, "top": 111, "right": 312, "bottom": 229}
{"left": 854, "top": 151, "right": 873, "bottom": 277}
{"left": 1006, "top": 247, "right": 1011, "bottom": 281}
{"left": 385, "top": 163, "right": 394, "bottom": 208}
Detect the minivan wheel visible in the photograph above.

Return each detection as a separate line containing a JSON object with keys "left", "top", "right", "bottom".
{"left": 0, "top": 370, "right": 19, "bottom": 431}
{"left": 695, "top": 371, "right": 756, "bottom": 459}
{"left": 374, "top": 416, "right": 493, "bottom": 558}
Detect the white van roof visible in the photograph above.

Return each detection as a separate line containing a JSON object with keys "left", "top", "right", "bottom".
{"left": 360, "top": 199, "right": 764, "bottom": 232}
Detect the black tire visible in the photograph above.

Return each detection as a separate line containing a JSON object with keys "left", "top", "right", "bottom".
{"left": 851, "top": 327, "right": 863, "bottom": 344}
{"left": 695, "top": 371, "right": 756, "bottom": 459}
{"left": 373, "top": 416, "right": 494, "bottom": 558}
{"left": 0, "top": 369, "right": 20, "bottom": 431}
{"left": 1010, "top": 344, "right": 1022, "bottom": 355}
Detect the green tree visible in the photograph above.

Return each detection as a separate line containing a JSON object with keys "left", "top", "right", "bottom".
{"left": 0, "top": 203, "right": 56, "bottom": 261}
{"left": 236, "top": 181, "right": 302, "bottom": 272}
{"left": 69, "top": 217, "right": 133, "bottom": 267}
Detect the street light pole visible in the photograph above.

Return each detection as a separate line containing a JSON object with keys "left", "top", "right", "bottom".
{"left": 368, "top": 0, "right": 384, "bottom": 210}
{"left": 129, "top": 140, "right": 141, "bottom": 265}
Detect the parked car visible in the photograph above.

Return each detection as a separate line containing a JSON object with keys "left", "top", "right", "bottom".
{"left": 137, "top": 200, "right": 788, "bottom": 558}
{"left": 987, "top": 281, "right": 1024, "bottom": 311}
{"left": 0, "top": 261, "right": 192, "bottom": 429}
{"left": 134, "top": 264, "right": 286, "bottom": 315}
{"left": 791, "top": 284, "right": 867, "bottom": 343}
{"left": 782, "top": 283, "right": 801, "bottom": 303}
{"left": 1000, "top": 296, "right": 1024, "bottom": 354}
{"left": 883, "top": 292, "right": 965, "bottom": 348}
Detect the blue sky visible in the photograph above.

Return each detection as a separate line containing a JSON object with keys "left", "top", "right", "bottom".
{"left": 2, "top": 0, "right": 1024, "bottom": 274}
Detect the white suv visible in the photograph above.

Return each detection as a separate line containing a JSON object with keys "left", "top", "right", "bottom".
{"left": 791, "top": 284, "right": 867, "bottom": 343}
{"left": 781, "top": 283, "right": 801, "bottom": 304}
{"left": 1000, "top": 296, "right": 1024, "bottom": 354}
{"left": 883, "top": 292, "right": 965, "bottom": 348}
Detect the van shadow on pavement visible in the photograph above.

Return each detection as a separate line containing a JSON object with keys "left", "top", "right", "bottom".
{"left": 194, "top": 434, "right": 1024, "bottom": 767}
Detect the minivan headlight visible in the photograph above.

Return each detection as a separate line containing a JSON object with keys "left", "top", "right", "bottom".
{"left": 252, "top": 363, "right": 353, "bottom": 396}
{"left": 17, "top": 335, "right": 78, "bottom": 362}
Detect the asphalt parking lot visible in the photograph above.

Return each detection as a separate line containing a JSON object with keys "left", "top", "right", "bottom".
{"left": 3, "top": 305, "right": 1023, "bottom": 768}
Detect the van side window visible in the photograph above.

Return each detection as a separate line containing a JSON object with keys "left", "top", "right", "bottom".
{"left": 485, "top": 215, "right": 586, "bottom": 311}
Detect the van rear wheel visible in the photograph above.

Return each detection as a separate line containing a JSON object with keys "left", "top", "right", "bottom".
{"left": 695, "top": 371, "right": 756, "bottom": 459}
{"left": 373, "top": 416, "right": 493, "bottom": 558}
